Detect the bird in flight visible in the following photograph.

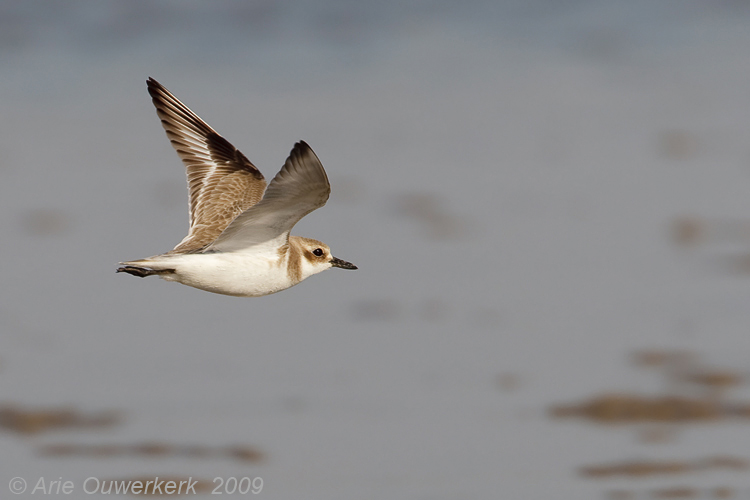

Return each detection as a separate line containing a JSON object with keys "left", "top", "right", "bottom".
{"left": 117, "top": 78, "right": 357, "bottom": 296}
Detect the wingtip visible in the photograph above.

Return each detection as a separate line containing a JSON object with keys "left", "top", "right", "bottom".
{"left": 288, "top": 141, "right": 324, "bottom": 171}
{"left": 292, "top": 140, "right": 312, "bottom": 154}
{"left": 146, "top": 77, "right": 165, "bottom": 97}
{"left": 292, "top": 140, "right": 320, "bottom": 160}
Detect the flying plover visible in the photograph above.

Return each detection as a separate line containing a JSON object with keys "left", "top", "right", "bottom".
{"left": 117, "top": 78, "right": 357, "bottom": 296}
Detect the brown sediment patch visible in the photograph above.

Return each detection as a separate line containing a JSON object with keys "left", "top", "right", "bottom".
{"left": 672, "top": 216, "right": 704, "bottom": 246}
{"left": 0, "top": 404, "right": 120, "bottom": 435}
{"left": 582, "top": 460, "right": 690, "bottom": 478}
{"left": 226, "top": 445, "right": 264, "bottom": 462}
{"left": 38, "top": 442, "right": 264, "bottom": 464}
{"left": 553, "top": 351, "right": 750, "bottom": 424}
{"left": 712, "top": 487, "right": 734, "bottom": 498}
{"left": 132, "top": 442, "right": 174, "bottom": 457}
{"left": 670, "top": 215, "right": 750, "bottom": 253}
{"left": 580, "top": 456, "right": 748, "bottom": 478}
{"left": 556, "top": 352, "right": 750, "bottom": 499}
{"left": 549, "top": 394, "right": 731, "bottom": 423}
{"left": 631, "top": 349, "right": 696, "bottom": 369}
{"left": 632, "top": 350, "right": 745, "bottom": 396}
{"left": 609, "top": 487, "right": 735, "bottom": 499}
{"left": 684, "top": 370, "right": 744, "bottom": 390}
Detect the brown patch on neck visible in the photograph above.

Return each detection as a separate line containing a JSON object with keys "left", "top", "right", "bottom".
{"left": 284, "top": 241, "right": 302, "bottom": 284}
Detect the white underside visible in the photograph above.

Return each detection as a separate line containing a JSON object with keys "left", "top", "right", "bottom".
{"left": 132, "top": 249, "right": 295, "bottom": 297}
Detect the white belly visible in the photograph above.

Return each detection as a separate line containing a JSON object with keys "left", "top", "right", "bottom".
{"left": 163, "top": 252, "right": 295, "bottom": 297}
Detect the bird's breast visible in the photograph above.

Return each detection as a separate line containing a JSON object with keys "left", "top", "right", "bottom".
{"left": 168, "top": 251, "right": 295, "bottom": 297}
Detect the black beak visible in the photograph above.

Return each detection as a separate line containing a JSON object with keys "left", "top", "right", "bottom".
{"left": 330, "top": 257, "right": 358, "bottom": 270}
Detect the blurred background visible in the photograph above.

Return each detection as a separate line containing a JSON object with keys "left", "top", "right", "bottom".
{"left": 2, "top": 1, "right": 750, "bottom": 498}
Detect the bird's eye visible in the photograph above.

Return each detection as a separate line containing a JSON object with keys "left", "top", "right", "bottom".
{"left": 313, "top": 248, "right": 324, "bottom": 257}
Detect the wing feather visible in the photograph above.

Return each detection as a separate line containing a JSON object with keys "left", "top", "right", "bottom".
{"left": 206, "top": 141, "right": 330, "bottom": 252}
{"left": 146, "top": 78, "right": 267, "bottom": 253}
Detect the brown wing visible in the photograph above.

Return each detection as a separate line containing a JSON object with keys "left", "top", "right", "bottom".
{"left": 146, "top": 78, "right": 267, "bottom": 253}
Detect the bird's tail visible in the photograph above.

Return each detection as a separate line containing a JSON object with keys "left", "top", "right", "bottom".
{"left": 116, "top": 259, "right": 175, "bottom": 278}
